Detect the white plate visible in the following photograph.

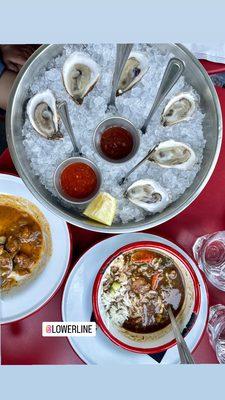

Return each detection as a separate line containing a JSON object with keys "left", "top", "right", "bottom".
{"left": 0, "top": 173, "right": 71, "bottom": 324}
{"left": 62, "top": 233, "right": 208, "bottom": 365}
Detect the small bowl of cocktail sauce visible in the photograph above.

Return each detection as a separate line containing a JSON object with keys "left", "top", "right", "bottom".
{"left": 94, "top": 116, "right": 140, "bottom": 163}
{"left": 54, "top": 157, "right": 102, "bottom": 204}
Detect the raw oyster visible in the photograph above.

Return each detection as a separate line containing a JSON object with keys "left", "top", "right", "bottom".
{"left": 161, "top": 93, "right": 196, "bottom": 127}
{"left": 149, "top": 140, "right": 196, "bottom": 170}
{"left": 62, "top": 52, "right": 100, "bottom": 104}
{"left": 117, "top": 51, "right": 149, "bottom": 96}
{"left": 27, "top": 90, "right": 61, "bottom": 140}
{"left": 124, "top": 179, "right": 170, "bottom": 213}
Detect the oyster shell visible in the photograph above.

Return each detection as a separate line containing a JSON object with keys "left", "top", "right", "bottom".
{"left": 149, "top": 140, "right": 196, "bottom": 170}
{"left": 124, "top": 179, "right": 170, "bottom": 213}
{"left": 27, "top": 90, "right": 61, "bottom": 140}
{"left": 117, "top": 51, "right": 149, "bottom": 96}
{"left": 161, "top": 93, "right": 196, "bottom": 127}
{"left": 62, "top": 52, "right": 100, "bottom": 104}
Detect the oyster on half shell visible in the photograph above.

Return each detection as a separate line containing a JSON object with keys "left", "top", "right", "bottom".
{"left": 62, "top": 52, "right": 100, "bottom": 105}
{"left": 124, "top": 179, "right": 170, "bottom": 213}
{"left": 117, "top": 51, "right": 149, "bottom": 96}
{"left": 27, "top": 90, "right": 62, "bottom": 140}
{"left": 149, "top": 140, "right": 196, "bottom": 170}
{"left": 161, "top": 92, "right": 196, "bottom": 127}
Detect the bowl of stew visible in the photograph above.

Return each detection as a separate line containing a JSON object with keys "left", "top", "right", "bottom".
{"left": 0, "top": 194, "right": 52, "bottom": 292}
{"left": 93, "top": 241, "right": 201, "bottom": 354}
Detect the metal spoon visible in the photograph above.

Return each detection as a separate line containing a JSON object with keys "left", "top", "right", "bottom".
{"left": 107, "top": 43, "right": 133, "bottom": 110}
{"left": 57, "top": 101, "right": 81, "bottom": 155}
{"left": 167, "top": 305, "right": 195, "bottom": 364}
{"left": 118, "top": 58, "right": 185, "bottom": 184}
{"left": 141, "top": 57, "right": 185, "bottom": 134}
{"left": 119, "top": 144, "right": 158, "bottom": 185}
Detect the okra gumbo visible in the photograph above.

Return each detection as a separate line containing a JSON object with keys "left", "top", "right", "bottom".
{"left": 101, "top": 248, "right": 185, "bottom": 333}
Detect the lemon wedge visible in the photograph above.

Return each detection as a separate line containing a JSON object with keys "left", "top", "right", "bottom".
{"left": 83, "top": 192, "right": 117, "bottom": 226}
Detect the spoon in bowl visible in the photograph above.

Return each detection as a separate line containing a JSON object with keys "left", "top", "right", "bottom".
{"left": 167, "top": 305, "right": 195, "bottom": 364}
{"left": 107, "top": 43, "right": 133, "bottom": 110}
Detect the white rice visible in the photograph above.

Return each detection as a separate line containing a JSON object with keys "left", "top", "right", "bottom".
{"left": 22, "top": 44, "right": 206, "bottom": 223}
{"left": 101, "top": 268, "right": 132, "bottom": 326}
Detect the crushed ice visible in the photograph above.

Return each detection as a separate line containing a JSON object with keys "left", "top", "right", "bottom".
{"left": 22, "top": 44, "right": 205, "bottom": 223}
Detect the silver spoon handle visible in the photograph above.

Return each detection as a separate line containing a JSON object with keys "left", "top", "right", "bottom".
{"left": 167, "top": 306, "right": 195, "bottom": 364}
{"left": 141, "top": 58, "right": 185, "bottom": 133}
{"left": 108, "top": 43, "right": 133, "bottom": 108}
{"left": 119, "top": 144, "right": 158, "bottom": 185}
{"left": 57, "top": 101, "right": 80, "bottom": 154}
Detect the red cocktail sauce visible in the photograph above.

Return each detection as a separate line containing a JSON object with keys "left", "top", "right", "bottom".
{"left": 60, "top": 162, "right": 97, "bottom": 199}
{"left": 100, "top": 126, "right": 133, "bottom": 160}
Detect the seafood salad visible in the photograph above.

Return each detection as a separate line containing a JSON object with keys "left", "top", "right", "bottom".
{"left": 101, "top": 248, "right": 185, "bottom": 333}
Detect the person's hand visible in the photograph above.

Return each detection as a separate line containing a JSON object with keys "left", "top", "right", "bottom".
{"left": 0, "top": 45, "right": 37, "bottom": 72}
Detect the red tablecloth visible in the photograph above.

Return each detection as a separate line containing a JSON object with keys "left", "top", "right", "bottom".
{"left": 200, "top": 59, "right": 225, "bottom": 75}
{"left": 1, "top": 86, "right": 225, "bottom": 365}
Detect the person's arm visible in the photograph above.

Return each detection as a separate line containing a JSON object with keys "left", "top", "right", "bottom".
{"left": 0, "top": 65, "right": 16, "bottom": 110}
{"left": 0, "top": 45, "right": 37, "bottom": 72}
{"left": 0, "top": 45, "right": 37, "bottom": 110}
{"left": 0, "top": 59, "right": 5, "bottom": 77}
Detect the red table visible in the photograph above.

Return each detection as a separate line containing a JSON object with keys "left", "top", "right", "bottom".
{"left": 1, "top": 83, "right": 225, "bottom": 364}
{"left": 200, "top": 59, "right": 225, "bottom": 75}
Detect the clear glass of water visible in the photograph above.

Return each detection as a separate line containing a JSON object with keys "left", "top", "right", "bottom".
{"left": 208, "top": 304, "right": 225, "bottom": 363}
{"left": 193, "top": 231, "right": 225, "bottom": 290}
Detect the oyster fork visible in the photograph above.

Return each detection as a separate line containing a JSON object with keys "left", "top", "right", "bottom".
{"left": 141, "top": 57, "right": 185, "bottom": 134}
{"left": 57, "top": 101, "right": 81, "bottom": 155}
{"left": 119, "top": 144, "right": 158, "bottom": 186}
{"left": 107, "top": 43, "right": 133, "bottom": 110}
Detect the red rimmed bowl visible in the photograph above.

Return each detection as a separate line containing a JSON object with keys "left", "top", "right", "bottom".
{"left": 92, "top": 241, "right": 201, "bottom": 354}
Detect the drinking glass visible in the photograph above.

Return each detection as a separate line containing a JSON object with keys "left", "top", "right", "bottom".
{"left": 193, "top": 231, "right": 225, "bottom": 290}
{"left": 208, "top": 304, "right": 225, "bottom": 363}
